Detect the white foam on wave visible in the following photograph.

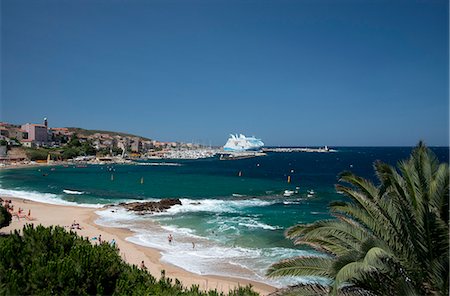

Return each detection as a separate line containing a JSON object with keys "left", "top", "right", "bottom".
{"left": 94, "top": 207, "right": 157, "bottom": 228}
{"left": 126, "top": 227, "right": 326, "bottom": 287}
{"left": 159, "top": 225, "right": 204, "bottom": 239}
{"left": 207, "top": 215, "right": 281, "bottom": 231}
{"left": 154, "top": 198, "right": 275, "bottom": 216}
{"left": 63, "top": 189, "right": 85, "bottom": 195}
{"left": 283, "top": 201, "right": 301, "bottom": 205}
{"left": 0, "top": 188, "right": 102, "bottom": 208}
{"left": 126, "top": 230, "right": 262, "bottom": 275}
{"left": 237, "top": 219, "right": 281, "bottom": 230}
{"left": 96, "top": 208, "right": 328, "bottom": 287}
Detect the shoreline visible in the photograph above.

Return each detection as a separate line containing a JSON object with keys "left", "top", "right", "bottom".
{"left": 0, "top": 197, "right": 277, "bottom": 295}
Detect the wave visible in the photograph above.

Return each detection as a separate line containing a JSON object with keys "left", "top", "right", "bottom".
{"left": 95, "top": 207, "right": 327, "bottom": 287}
{"left": 96, "top": 198, "right": 276, "bottom": 218}
{"left": 237, "top": 220, "right": 281, "bottom": 230}
{"left": 210, "top": 216, "right": 281, "bottom": 231}
{"left": 283, "top": 201, "right": 302, "bottom": 205}
{"left": 126, "top": 228, "right": 325, "bottom": 287}
{"left": 0, "top": 188, "right": 102, "bottom": 208}
{"left": 154, "top": 198, "right": 275, "bottom": 216}
{"left": 63, "top": 189, "right": 85, "bottom": 195}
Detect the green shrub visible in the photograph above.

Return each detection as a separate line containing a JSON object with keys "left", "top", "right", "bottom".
{"left": 0, "top": 206, "right": 11, "bottom": 228}
{"left": 25, "top": 148, "right": 49, "bottom": 161}
{"left": 62, "top": 147, "right": 80, "bottom": 159}
{"left": 67, "top": 134, "right": 82, "bottom": 147}
{"left": 0, "top": 225, "right": 259, "bottom": 296}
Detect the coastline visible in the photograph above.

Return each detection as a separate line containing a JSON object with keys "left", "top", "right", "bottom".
{"left": 0, "top": 197, "right": 277, "bottom": 295}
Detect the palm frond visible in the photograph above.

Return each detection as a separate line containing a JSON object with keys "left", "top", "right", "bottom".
{"left": 271, "top": 142, "right": 449, "bottom": 296}
{"left": 267, "top": 256, "right": 333, "bottom": 278}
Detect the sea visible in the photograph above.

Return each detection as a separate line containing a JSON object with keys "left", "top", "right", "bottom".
{"left": 0, "top": 147, "right": 448, "bottom": 287}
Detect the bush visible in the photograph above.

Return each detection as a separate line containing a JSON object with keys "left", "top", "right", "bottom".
{"left": 0, "top": 206, "right": 11, "bottom": 228}
{"left": 67, "top": 134, "right": 82, "bottom": 147}
{"left": 0, "top": 225, "right": 259, "bottom": 296}
{"left": 62, "top": 147, "right": 79, "bottom": 159}
{"left": 25, "top": 148, "right": 49, "bottom": 161}
{"left": 80, "top": 141, "right": 96, "bottom": 155}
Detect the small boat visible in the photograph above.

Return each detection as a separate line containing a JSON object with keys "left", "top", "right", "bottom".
{"left": 283, "top": 190, "right": 295, "bottom": 197}
{"left": 307, "top": 190, "right": 315, "bottom": 198}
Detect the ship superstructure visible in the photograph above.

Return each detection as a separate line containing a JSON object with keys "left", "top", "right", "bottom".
{"left": 223, "top": 134, "right": 264, "bottom": 151}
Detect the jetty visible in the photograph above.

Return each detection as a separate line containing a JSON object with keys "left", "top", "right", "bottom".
{"left": 262, "top": 146, "right": 336, "bottom": 153}
{"left": 219, "top": 151, "right": 267, "bottom": 160}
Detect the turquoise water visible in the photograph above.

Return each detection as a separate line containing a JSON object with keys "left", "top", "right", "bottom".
{"left": 0, "top": 147, "right": 448, "bottom": 286}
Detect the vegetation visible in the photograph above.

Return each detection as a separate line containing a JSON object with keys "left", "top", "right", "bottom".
{"left": 0, "top": 205, "right": 11, "bottom": 229}
{"left": 23, "top": 134, "right": 97, "bottom": 160}
{"left": 97, "top": 147, "right": 124, "bottom": 157}
{"left": 0, "top": 225, "right": 258, "bottom": 296}
{"left": 67, "top": 127, "right": 152, "bottom": 141}
{"left": 267, "top": 142, "right": 449, "bottom": 296}
{"left": 66, "top": 134, "right": 96, "bottom": 156}
{"left": 24, "top": 147, "right": 50, "bottom": 161}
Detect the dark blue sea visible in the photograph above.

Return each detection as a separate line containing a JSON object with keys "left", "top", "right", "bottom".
{"left": 0, "top": 147, "right": 448, "bottom": 286}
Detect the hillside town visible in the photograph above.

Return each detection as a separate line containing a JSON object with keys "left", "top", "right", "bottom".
{"left": 0, "top": 118, "right": 216, "bottom": 164}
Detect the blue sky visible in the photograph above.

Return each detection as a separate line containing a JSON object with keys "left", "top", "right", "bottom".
{"left": 1, "top": 0, "right": 448, "bottom": 146}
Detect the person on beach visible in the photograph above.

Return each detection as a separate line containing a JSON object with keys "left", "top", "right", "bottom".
{"left": 140, "top": 260, "right": 147, "bottom": 271}
{"left": 168, "top": 234, "right": 173, "bottom": 244}
{"left": 25, "top": 210, "right": 36, "bottom": 221}
{"left": 98, "top": 234, "right": 102, "bottom": 244}
{"left": 70, "top": 220, "right": 82, "bottom": 230}
{"left": 192, "top": 242, "right": 195, "bottom": 249}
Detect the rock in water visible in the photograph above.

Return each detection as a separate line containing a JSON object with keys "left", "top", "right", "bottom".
{"left": 120, "top": 198, "right": 182, "bottom": 214}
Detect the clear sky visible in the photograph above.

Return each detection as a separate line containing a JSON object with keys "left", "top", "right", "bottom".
{"left": 1, "top": 0, "right": 448, "bottom": 146}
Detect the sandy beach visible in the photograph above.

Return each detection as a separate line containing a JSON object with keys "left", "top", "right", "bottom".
{"left": 0, "top": 197, "right": 277, "bottom": 295}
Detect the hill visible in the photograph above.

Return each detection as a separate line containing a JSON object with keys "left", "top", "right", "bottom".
{"left": 66, "top": 127, "right": 152, "bottom": 141}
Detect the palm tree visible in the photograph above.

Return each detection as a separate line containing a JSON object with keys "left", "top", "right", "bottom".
{"left": 267, "top": 142, "right": 449, "bottom": 296}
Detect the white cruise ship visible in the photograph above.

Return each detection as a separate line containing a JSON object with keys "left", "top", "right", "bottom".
{"left": 223, "top": 134, "right": 264, "bottom": 151}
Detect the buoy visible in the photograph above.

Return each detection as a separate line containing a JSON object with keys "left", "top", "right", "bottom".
{"left": 287, "top": 175, "right": 291, "bottom": 183}
{"left": 111, "top": 174, "right": 114, "bottom": 181}
{"left": 140, "top": 177, "right": 144, "bottom": 184}
{"left": 238, "top": 171, "right": 242, "bottom": 177}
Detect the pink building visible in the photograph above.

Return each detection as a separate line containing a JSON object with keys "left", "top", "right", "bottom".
{"left": 21, "top": 123, "right": 48, "bottom": 146}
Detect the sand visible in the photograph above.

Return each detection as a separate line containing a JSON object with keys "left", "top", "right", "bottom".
{"left": 0, "top": 197, "right": 277, "bottom": 295}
